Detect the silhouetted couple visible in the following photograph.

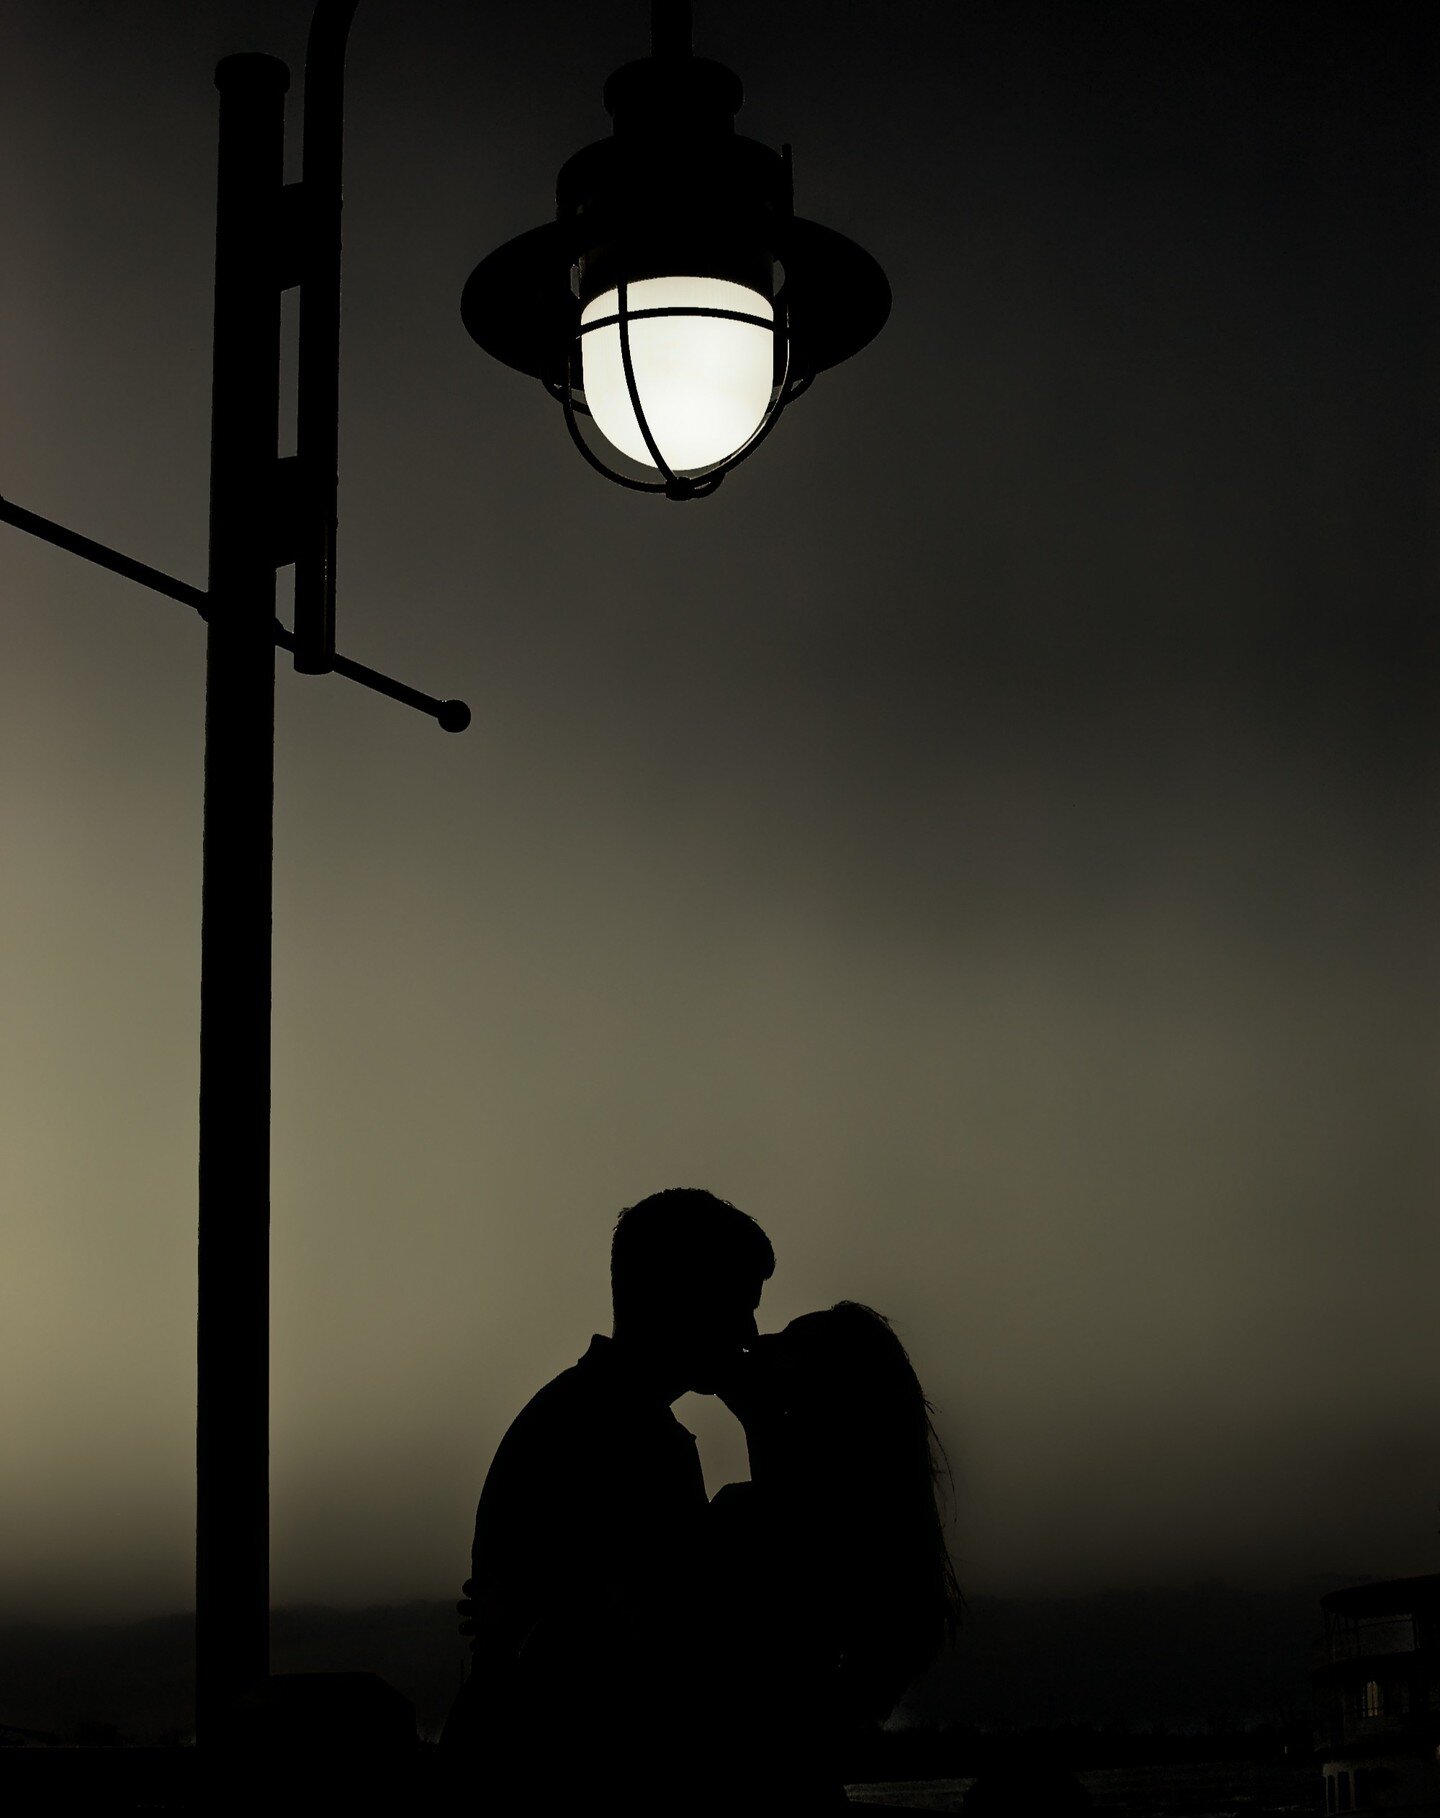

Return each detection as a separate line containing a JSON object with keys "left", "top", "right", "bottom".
{"left": 440, "top": 1188, "right": 959, "bottom": 1813}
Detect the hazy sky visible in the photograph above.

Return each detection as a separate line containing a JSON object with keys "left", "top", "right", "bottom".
{"left": 2, "top": 1, "right": 1435, "bottom": 1622}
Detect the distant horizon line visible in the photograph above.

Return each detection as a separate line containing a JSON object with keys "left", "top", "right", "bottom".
{"left": 3, "top": 1567, "right": 1418, "bottom": 1631}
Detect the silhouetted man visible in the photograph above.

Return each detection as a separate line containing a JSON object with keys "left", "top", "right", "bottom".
{"left": 443, "top": 1187, "right": 775, "bottom": 1810}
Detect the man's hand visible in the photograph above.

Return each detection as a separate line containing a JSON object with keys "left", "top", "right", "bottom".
{"left": 714, "top": 1335, "right": 790, "bottom": 1479}
{"left": 713, "top": 1346, "right": 766, "bottom": 1427}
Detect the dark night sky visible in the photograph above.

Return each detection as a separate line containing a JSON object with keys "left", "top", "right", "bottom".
{"left": 1, "top": 1, "right": 1435, "bottom": 1623}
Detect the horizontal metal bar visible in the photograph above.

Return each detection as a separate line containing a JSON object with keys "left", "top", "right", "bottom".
{"left": 576, "top": 305, "right": 775, "bottom": 335}
{"left": 272, "top": 619, "right": 471, "bottom": 732}
{"left": 0, "top": 491, "right": 468, "bottom": 734}
{"left": 0, "top": 491, "right": 209, "bottom": 614}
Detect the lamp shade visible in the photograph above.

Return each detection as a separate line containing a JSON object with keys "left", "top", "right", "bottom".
{"left": 579, "top": 277, "right": 775, "bottom": 473}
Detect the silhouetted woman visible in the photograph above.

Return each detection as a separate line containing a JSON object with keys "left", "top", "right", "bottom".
{"left": 705, "top": 1301, "right": 962, "bottom": 1813}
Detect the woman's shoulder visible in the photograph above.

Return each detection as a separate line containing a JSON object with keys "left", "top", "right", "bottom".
{"left": 708, "top": 1479, "right": 756, "bottom": 1513}
{"left": 708, "top": 1478, "right": 791, "bottom": 1535}
{"left": 711, "top": 1475, "right": 820, "bottom": 1548}
{"left": 705, "top": 1480, "right": 770, "bottom": 1570}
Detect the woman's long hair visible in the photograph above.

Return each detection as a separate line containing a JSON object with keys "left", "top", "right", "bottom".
{"left": 774, "top": 1301, "right": 962, "bottom": 1715}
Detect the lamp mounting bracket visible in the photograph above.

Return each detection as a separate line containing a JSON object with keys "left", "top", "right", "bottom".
{"left": 276, "top": 183, "right": 310, "bottom": 291}
{"left": 272, "top": 455, "right": 306, "bottom": 568}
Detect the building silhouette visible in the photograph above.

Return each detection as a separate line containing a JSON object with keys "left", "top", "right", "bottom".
{"left": 1313, "top": 1576, "right": 1440, "bottom": 1814}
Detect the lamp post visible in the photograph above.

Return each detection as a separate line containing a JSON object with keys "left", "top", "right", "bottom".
{"left": 1, "top": 0, "right": 886, "bottom": 1748}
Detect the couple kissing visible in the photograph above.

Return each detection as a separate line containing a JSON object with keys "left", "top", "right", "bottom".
{"left": 441, "top": 1187, "right": 960, "bottom": 1814}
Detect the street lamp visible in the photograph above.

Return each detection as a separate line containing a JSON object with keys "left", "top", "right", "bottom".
{"left": 0, "top": 0, "right": 887, "bottom": 1750}
{"left": 464, "top": 0, "right": 890, "bottom": 497}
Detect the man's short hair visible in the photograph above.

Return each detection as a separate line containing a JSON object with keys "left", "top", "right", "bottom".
{"left": 611, "top": 1188, "right": 775, "bottom": 1323}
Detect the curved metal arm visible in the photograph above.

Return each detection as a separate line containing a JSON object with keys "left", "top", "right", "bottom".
{"left": 293, "top": 0, "right": 359, "bottom": 674}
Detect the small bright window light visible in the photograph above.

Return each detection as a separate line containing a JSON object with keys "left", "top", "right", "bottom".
{"left": 581, "top": 276, "right": 774, "bottom": 474}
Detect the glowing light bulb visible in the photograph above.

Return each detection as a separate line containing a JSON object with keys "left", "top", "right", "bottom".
{"left": 581, "top": 276, "right": 774, "bottom": 473}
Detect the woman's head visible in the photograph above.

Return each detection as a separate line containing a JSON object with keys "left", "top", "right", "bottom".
{"left": 768, "top": 1303, "right": 936, "bottom": 1457}
{"left": 757, "top": 1302, "right": 962, "bottom": 1691}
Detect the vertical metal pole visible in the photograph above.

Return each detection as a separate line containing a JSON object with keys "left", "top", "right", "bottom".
{"left": 196, "top": 51, "right": 288, "bottom": 1746}
{"left": 651, "top": 0, "right": 693, "bottom": 60}
{"left": 293, "top": 0, "right": 359, "bottom": 676}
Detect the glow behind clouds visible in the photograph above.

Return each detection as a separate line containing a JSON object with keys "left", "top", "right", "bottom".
{"left": 1, "top": 1, "right": 1434, "bottom": 1622}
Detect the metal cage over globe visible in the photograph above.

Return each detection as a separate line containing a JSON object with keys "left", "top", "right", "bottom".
{"left": 461, "top": 2, "right": 890, "bottom": 498}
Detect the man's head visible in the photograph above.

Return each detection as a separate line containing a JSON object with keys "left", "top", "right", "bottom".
{"left": 611, "top": 1188, "right": 775, "bottom": 1396}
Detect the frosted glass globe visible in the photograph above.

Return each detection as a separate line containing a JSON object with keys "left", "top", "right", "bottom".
{"left": 581, "top": 276, "right": 775, "bottom": 473}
